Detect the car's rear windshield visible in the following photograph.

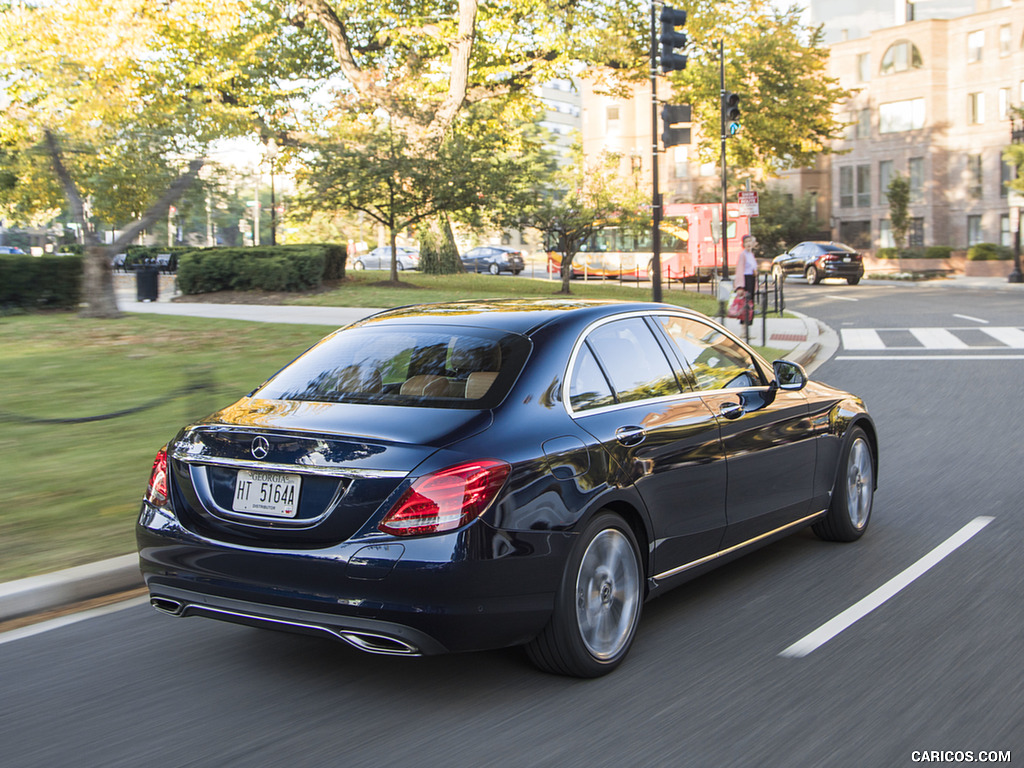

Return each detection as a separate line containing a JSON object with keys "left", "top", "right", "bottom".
{"left": 254, "top": 324, "right": 532, "bottom": 409}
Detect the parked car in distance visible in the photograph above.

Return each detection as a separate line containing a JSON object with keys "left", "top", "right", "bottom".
{"left": 138, "top": 299, "right": 877, "bottom": 677}
{"left": 461, "top": 245, "right": 525, "bottom": 275}
{"left": 352, "top": 246, "right": 419, "bottom": 271}
{"left": 771, "top": 241, "right": 865, "bottom": 285}
{"left": 0, "top": 245, "right": 27, "bottom": 255}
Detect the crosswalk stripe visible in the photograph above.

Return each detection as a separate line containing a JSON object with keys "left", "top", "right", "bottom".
{"left": 841, "top": 329, "right": 885, "bottom": 350}
{"left": 910, "top": 328, "right": 969, "bottom": 349}
{"left": 980, "top": 327, "right": 1024, "bottom": 348}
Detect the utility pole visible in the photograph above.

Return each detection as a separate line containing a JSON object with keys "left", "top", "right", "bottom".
{"left": 650, "top": 0, "right": 663, "bottom": 302}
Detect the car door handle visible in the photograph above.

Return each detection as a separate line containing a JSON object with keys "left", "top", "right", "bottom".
{"left": 719, "top": 402, "right": 744, "bottom": 420}
{"left": 615, "top": 426, "right": 646, "bottom": 447}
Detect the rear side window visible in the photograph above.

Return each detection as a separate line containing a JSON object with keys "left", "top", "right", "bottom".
{"left": 655, "top": 316, "right": 765, "bottom": 391}
{"left": 255, "top": 325, "right": 531, "bottom": 409}
{"left": 583, "top": 318, "right": 682, "bottom": 404}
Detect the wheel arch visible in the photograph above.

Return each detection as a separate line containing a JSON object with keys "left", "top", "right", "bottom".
{"left": 589, "top": 498, "right": 652, "bottom": 592}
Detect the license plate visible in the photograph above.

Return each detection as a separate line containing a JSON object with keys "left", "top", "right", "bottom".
{"left": 843, "top": 256, "right": 851, "bottom": 262}
{"left": 233, "top": 470, "right": 301, "bottom": 517}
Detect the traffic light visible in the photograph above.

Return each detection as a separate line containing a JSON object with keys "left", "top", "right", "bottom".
{"left": 661, "top": 103, "right": 692, "bottom": 148}
{"left": 723, "top": 91, "right": 741, "bottom": 135}
{"left": 659, "top": 5, "right": 688, "bottom": 73}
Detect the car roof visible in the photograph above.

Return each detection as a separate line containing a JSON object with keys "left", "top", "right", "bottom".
{"left": 349, "top": 298, "right": 704, "bottom": 336}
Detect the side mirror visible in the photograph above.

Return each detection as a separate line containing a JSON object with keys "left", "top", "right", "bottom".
{"left": 773, "top": 359, "right": 807, "bottom": 391}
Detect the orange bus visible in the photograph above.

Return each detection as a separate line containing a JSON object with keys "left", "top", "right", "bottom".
{"left": 546, "top": 203, "right": 752, "bottom": 280}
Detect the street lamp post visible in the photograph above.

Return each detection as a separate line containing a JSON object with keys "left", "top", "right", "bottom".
{"left": 1009, "top": 117, "right": 1023, "bottom": 283}
{"left": 266, "top": 139, "right": 279, "bottom": 247}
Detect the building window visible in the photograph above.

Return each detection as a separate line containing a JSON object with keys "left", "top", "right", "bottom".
{"left": 879, "top": 219, "right": 894, "bottom": 248}
{"left": 1000, "top": 88, "right": 1011, "bottom": 120}
{"left": 857, "top": 108, "right": 871, "bottom": 139}
{"left": 857, "top": 53, "right": 871, "bottom": 82}
{"left": 1001, "top": 214, "right": 1012, "bottom": 246}
{"left": 968, "top": 155, "right": 983, "bottom": 200}
{"left": 880, "top": 99, "right": 925, "bottom": 133}
{"left": 840, "top": 166, "right": 854, "bottom": 208}
{"left": 967, "top": 30, "right": 985, "bottom": 63}
{"left": 1000, "top": 25, "right": 1012, "bottom": 56}
{"left": 967, "top": 215, "right": 983, "bottom": 246}
{"left": 857, "top": 164, "right": 871, "bottom": 207}
{"left": 880, "top": 41, "right": 923, "bottom": 75}
{"left": 879, "top": 160, "right": 893, "bottom": 203}
{"left": 909, "top": 157, "right": 925, "bottom": 203}
{"left": 839, "top": 221, "right": 872, "bottom": 250}
{"left": 969, "top": 92, "right": 985, "bottom": 125}
{"left": 909, "top": 218, "right": 925, "bottom": 247}
{"left": 1001, "top": 157, "right": 1016, "bottom": 198}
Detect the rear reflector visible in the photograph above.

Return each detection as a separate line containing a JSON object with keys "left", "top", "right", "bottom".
{"left": 146, "top": 448, "right": 170, "bottom": 507}
{"left": 378, "top": 460, "right": 511, "bottom": 536}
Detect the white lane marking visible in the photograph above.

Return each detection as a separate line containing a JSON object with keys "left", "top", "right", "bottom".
{"left": 779, "top": 517, "right": 994, "bottom": 659}
{"left": 841, "top": 329, "right": 885, "bottom": 350}
{"left": 826, "top": 295, "right": 859, "bottom": 302}
{"left": 836, "top": 355, "right": 1024, "bottom": 361}
{"left": 981, "top": 327, "right": 1024, "bottom": 348}
{"left": 910, "top": 328, "right": 969, "bottom": 349}
{"left": 0, "top": 596, "right": 148, "bottom": 646}
{"left": 953, "top": 314, "right": 988, "bottom": 324}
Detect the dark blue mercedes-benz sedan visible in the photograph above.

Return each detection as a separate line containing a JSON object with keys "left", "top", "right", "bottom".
{"left": 137, "top": 299, "right": 877, "bottom": 677}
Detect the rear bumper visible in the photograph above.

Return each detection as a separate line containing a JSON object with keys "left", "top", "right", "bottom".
{"left": 137, "top": 502, "right": 565, "bottom": 655}
{"left": 820, "top": 261, "right": 864, "bottom": 278}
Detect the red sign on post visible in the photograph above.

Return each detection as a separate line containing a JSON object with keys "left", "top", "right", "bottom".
{"left": 738, "top": 191, "right": 759, "bottom": 217}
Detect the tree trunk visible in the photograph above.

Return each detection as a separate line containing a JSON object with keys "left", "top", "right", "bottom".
{"left": 79, "top": 244, "right": 121, "bottom": 318}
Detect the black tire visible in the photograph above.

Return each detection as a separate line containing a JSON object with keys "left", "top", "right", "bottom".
{"left": 512, "top": 269, "right": 522, "bottom": 276}
{"left": 526, "top": 512, "right": 643, "bottom": 677}
{"left": 847, "top": 276, "right": 861, "bottom": 285}
{"left": 353, "top": 260, "right": 365, "bottom": 271}
{"left": 813, "top": 427, "right": 875, "bottom": 542}
{"left": 806, "top": 264, "right": 821, "bottom": 284}
{"left": 489, "top": 263, "right": 500, "bottom": 275}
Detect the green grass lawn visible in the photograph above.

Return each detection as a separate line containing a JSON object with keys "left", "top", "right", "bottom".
{"left": 0, "top": 276, "right": 785, "bottom": 582}
{"left": 288, "top": 271, "right": 723, "bottom": 316}
{"left": 0, "top": 314, "right": 337, "bottom": 581}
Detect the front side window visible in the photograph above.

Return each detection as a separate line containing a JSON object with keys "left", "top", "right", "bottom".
{"left": 655, "top": 317, "right": 764, "bottom": 392}
{"left": 256, "top": 325, "right": 531, "bottom": 409}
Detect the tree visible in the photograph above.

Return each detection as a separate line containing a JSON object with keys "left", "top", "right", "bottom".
{"left": 750, "top": 188, "right": 825, "bottom": 257}
{"left": 887, "top": 173, "right": 911, "bottom": 251}
{"left": 514, "top": 150, "right": 639, "bottom": 294}
{"left": 668, "top": 0, "right": 854, "bottom": 177}
{"left": 0, "top": 0, "right": 319, "bottom": 317}
{"left": 296, "top": 119, "right": 524, "bottom": 281}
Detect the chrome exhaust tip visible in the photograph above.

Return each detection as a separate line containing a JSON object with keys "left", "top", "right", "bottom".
{"left": 150, "top": 597, "right": 184, "bottom": 616}
{"left": 339, "top": 631, "right": 421, "bottom": 656}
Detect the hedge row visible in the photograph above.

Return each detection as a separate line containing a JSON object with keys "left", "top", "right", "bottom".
{"left": 123, "top": 245, "right": 195, "bottom": 272}
{"left": 176, "top": 244, "right": 347, "bottom": 294}
{"left": 0, "top": 254, "right": 82, "bottom": 310}
{"left": 875, "top": 246, "right": 956, "bottom": 260}
{"left": 966, "top": 242, "right": 1013, "bottom": 261}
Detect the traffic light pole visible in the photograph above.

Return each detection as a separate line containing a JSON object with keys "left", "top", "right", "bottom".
{"left": 719, "top": 39, "right": 729, "bottom": 282}
{"left": 650, "top": 0, "right": 663, "bottom": 303}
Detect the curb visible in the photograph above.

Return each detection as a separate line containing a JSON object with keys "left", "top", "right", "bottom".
{"left": 0, "top": 554, "right": 143, "bottom": 623}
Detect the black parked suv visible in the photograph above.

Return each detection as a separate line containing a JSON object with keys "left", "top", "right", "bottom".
{"left": 771, "top": 241, "right": 865, "bottom": 285}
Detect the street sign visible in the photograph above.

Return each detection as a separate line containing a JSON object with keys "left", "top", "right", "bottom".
{"left": 738, "top": 191, "right": 759, "bottom": 217}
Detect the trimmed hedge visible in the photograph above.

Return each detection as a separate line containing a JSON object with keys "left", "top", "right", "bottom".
{"left": 124, "top": 245, "right": 195, "bottom": 272}
{"left": 0, "top": 254, "right": 82, "bottom": 310}
{"left": 967, "top": 242, "right": 1012, "bottom": 261}
{"left": 176, "top": 244, "right": 347, "bottom": 294}
{"left": 876, "top": 245, "right": 955, "bottom": 260}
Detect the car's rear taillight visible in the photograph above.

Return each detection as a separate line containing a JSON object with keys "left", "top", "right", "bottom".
{"left": 146, "top": 448, "right": 170, "bottom": 507}
{"left": 378, "top": 460, "right": 511, "bottom": 536}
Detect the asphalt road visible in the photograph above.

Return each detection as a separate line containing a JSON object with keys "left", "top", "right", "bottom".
{"left": 2, "top": 280, "right": 1021, "bottom": 768}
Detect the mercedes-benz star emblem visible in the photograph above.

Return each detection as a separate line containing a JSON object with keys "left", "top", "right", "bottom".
{"left": 250, "top": 436, "right": 270, "bottom": 460}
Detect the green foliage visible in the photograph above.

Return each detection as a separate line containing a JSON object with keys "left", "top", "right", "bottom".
{"left": 876, "top": 247, "right": 898, "bottom": 259}
{"left": 176, "top": 244, "right": 345, "bottom": 294}
{"left": 750, "top": 188, "right": 825, "bottom": 256}
{"left": 887, "top": 174, "right": 911, "bottom": 250}
{"left": 669, "top": 0, "right": 853, "bottom": 176}
{"left": 0, "top": 254, "right": 82, "bottom": 310}
{"left": 967, "top": 243, "right": 1013, "bottom": 261}
{"left": 418, "top": 218, "right": 464, "bottom": 275}
{"left": 924, "top": 245, "right": 955, "bottom": 260}
{"left": 123, "top": 245, "right": 196, "bottom": 272}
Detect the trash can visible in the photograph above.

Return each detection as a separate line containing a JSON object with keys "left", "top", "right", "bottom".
{"left": 136, "top": 263, "right": 159, "bottom": 302}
